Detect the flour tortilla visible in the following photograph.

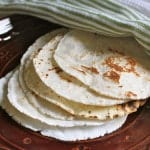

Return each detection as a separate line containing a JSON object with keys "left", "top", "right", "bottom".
{"left": 0, "top": 71, "right": 46, "bottom": 131}
{"left": 0, "top": 73, "right": 127, "bottom": 141}
{"left": 19, "top": 28, "right": 75, "bottom": 120}
{"left": 9, "top": 70, "right": 112, "bottom": 126}
{"left": 41, "top": 115, "right": 127, "bottom": 141}
{"left": 25, "top": 63, "right": 145, "bottom": 120}
{"left": 20, "top": 28, "right": 68, "bottom": 66}
{"left": 32, "top": 34, "right": 125, "bottom": 106}
{"left": 19, "top": 69, "right": 74, "bottom": 120}
{"left": 54, "top": 30, "right": 150, "bottom": 100}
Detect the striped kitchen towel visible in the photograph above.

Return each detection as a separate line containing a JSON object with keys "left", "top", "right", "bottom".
{"left": 0, "top": 0, "right": 150, "bottom": 55}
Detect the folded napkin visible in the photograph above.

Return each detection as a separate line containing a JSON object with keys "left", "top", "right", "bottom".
{"left": 0, "top": 0, "right": 150, "bottom": 55}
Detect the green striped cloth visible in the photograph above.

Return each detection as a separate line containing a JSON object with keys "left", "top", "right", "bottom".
{"left": 0, "top": 0, "right": 150, "bottom": 56}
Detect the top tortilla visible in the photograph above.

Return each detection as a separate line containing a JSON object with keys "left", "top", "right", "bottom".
{"left": 54, "top": 30, "right": 150, "bottom": 100}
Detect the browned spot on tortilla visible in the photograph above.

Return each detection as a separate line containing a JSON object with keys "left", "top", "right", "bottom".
{"left": 103, "top": 56, "right": 139, "bottom": 76}
{"left": 81, "top": 65, "right": 99, "bottom": 74}
{"left": 48, "top": 67, "right": 58, "bottom": 71}
{"left": 72, "top": 67, "right": 86, "bottom": 75}
{"left": 37, "top": 48, "right": 42, "bottom": 52}
{"left": 113, "top": 114, "right": 119, "bottom": 118}
{"left": 88, "top": 110, "right": 91, "bottom": 114}
{"left": 126, "top": 57, "right": 140, "bottom": 76}
{"left": 48, "top": 67, "right": 63, "bottom": 73}
{"left": 89, "top": 115, "right": 98, "bottom": 119}
{"left": 103, "top": 56, "right": 124, "bottom": 72}
{"left": 118, "top": 100, "right": 145, "bottom": 113}
{"left": 103, "top": 70, "right": 120, "bottom": 83}
{"left": 93, "top": 116, "right": 98, "bottom": 119}
{"left": 126, "top": 91, "right": 137, "bottom": 98}
{"left": 55, "top": 68, "right": 63, "bottom": 73}
{"left": 118, "top": 85, "right": 123, "bottom": 88}
{"left": 108, "top": 48, "right": 124, "bottom": 55}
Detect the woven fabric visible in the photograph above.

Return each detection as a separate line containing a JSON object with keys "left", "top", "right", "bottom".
{"left": 0, "top": 0, "right": 150, "bottom": 55}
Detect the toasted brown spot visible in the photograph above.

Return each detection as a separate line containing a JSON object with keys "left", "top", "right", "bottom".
{"left": 126, "top": 103, "right": 138, "bottom": 112}
{"left": 103, "top": 56, "right": 124, "bottom": 72}
{"left": 37, "top": 48, "right": 41, "bottom": 52}
{"left": 72, "top": 67, "right": 86, "bottom": 75}
{"left": 48, "top": 67, "right": 63, "bottom": 73}
{"left": 126, "top": 91, "right": 137, "bottom": 98}
{"left": 108, "top": 48, "right": 124, "bottom": 55}
{"left": 66, "top": 79, "right": 71, "bottom": 82}
{"left": 103, "top": 70, "right": 120, "bottom": 83}
{"left": 88, "top": 110, "right": 91, "bottom": 114}
{"left": 113, "top": 114, "right": 119, "bottom": 118}
{"left": 55, "top": 68, "right": 63, "bottom": 73}
{"left": 103, "top": 56, "right": 139, "bottom": 76}
{"left": 118, "top": 100, "right": 145, "bottom": 113}
{"left": 90, "top": 116, "right": 98, "bottom": 119}
{"left": 81, "top": 65, "right": 99, "bottom": 74}
{"left": 118, "top": 85, "right": 123, "bottom": 88}
{"left": 48, "top": 67, "right": 58, "bottom": 71}
{"left": 126, "top": 57, "right": 140, "bottom": 76}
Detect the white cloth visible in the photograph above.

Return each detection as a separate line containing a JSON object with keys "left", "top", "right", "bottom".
{"left": 118, "top": 0, "right": 150, "bottom": 17}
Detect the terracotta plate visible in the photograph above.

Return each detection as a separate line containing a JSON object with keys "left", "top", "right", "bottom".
{"left": 0, "top": 15, "right": 150, "bottom": 150}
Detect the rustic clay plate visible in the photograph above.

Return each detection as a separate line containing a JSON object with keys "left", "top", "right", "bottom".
{"left": 0, "top": 15, "right": 150, "bottom": 150}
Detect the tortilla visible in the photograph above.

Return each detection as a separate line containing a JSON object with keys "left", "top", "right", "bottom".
{"left": 32, "top": 33, "right": 125, "bottom": 106}
{"left": 0, "top": 73, "right": 127, "bottom": 141}
{"left": 25, "top": 63, "right": 145, "bottom": 120}
{"left": 9, "top": 70, "right": 112, "bottom": 126}
{"left": 54, "top": 30, "right": 150, "bottom": 100}
{"left": 19, "top": 29, "right": 75, "bottom": 120}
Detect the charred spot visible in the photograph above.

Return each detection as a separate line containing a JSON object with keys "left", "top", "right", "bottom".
{"left": 48, "top": 67, "right": 58, "bottom": 71}
{"left": 55, "top": 68, "right": 63, "bottom": 74}
{"left": 119, "top": 101, "right": 139, "bottom": 112}
{"left": 66, "top": 79, "right": 71, "bottom": 82}
{"left": 72, "top": 67, "right": 86, "bottom": 75}
{"left": 37, "top": 48, "right": 42, "bottom": 52}
{"left": 81, "top": 65, "right": 99, "bottom": 74}
{"left": 103, "top": 56, "right": 124, "bottom": 72}
{"left": 126, "top": 91, "right": 137, "bottom": 98}
{"left": 126, "top": 102, "right": 138, "bottom": 111}
{"left": 105, "top": 115, "right": 110, "bottom": 119}
{"left": 88, "top": 110, "right": 91, "bottom": 114}
{"left": 91, "top": 116, "right": 98, "bottom": 119}
{"left": 103, "top": 70, "right": 120, "bottom": 83}
{"left": 113, "top": 114, "right": 119, "bottom": 118}
{"left": 108, "top": 48, "right": 124, "bottom": 55}
{"left": 103, "top": 56, "right": 139, "bottom": 76}
{"left": 118, "top": 85, "right": 123, "bottom": 88}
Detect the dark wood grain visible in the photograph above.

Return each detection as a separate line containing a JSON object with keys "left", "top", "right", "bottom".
{"left": 0, "top": 15, "right": 150, "bottom": 150}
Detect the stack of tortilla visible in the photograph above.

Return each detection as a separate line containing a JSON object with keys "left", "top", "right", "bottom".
{"left": 0, "top": 29, "right": 149, "bottom": 141}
